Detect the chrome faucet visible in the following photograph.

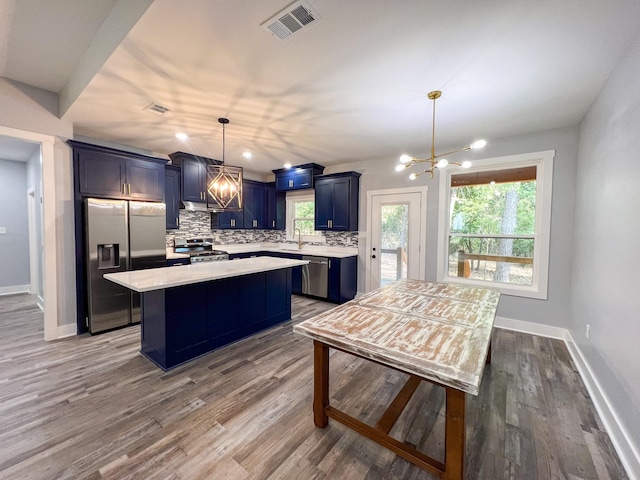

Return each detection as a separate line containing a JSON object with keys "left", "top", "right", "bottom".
{"left": 295, "top": 228, "right": 302, "bottom": 249}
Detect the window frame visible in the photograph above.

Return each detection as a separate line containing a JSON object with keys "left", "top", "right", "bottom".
{"left": 436, "top": 150, "right": 555, "bottom": 299}
{"left": 285, "top": 190, "right": 322, "bottom": 242}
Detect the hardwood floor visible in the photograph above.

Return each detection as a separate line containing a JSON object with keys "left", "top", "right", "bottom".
{"left": 0, "top": 293, "right": 628, "bottom": 479}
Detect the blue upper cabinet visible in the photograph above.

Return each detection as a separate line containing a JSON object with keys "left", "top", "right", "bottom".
{"left": 71, "top": 140, "right": 166, "bottom": 202}
{"left": 314, "top": 172, "right": 361, "bottom": 231}
{"left": 273, "top": 163, "right": 325, "bottom": 191}
{"left": 266, "top": 183, "right": 286, "bottom": 230}
{"left": 214, "top": 180, "right": 285, "bottom": 230}
{"left": 165, "top": 166, "right": 180, "bottom": 230}
{"left": 243, "top": 180, "right": 266, "bottom": 229}
{"left": 168, "top": 152, "right": 221, "bottom": 203}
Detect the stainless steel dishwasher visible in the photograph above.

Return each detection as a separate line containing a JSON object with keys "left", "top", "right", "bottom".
{"left": 302, "top": 256, "right": 329, "bottom": 298}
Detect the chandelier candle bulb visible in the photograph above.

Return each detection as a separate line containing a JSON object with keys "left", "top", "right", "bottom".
{"left": 396, "top": 90, "right": 486, "bottom": 179}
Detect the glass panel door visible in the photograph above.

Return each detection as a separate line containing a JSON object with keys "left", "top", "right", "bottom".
{"left": 369, "top": 192, "right": 423, "bottom": 290}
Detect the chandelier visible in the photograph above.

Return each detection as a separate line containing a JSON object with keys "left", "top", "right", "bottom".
{"left": 207, "top": 118, "right": 243, "bottom": 212}
{"left": 396, "top": 90, "right": 486, "bottom": 179}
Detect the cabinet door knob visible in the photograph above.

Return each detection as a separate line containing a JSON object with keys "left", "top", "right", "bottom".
{"left": 371, "top": 255, "right": 376, "bottom": 259}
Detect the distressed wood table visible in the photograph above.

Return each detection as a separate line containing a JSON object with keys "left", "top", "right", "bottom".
{"left": 293, "top": 279, "right": 500, "bottom": 480}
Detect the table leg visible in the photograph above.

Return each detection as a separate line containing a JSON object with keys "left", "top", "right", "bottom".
{"left": 313, "top": 340, "right": 329, "bottom": 428}
{"left": 444, "top": 387, "right": 466, "bottom": 480}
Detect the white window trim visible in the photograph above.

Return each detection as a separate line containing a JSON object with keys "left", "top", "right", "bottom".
{"left": 285, "top": 190, "right": 322, "bottom": 242}
{"left": 436, "top": 150, "right": 555, "bottom": 299}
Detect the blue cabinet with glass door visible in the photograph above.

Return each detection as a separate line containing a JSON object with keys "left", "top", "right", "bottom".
{"left": 314, "top": 171, "right": 360, "bottom": 231}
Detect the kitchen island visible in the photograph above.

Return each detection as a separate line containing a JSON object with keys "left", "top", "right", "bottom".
{"left": 105, "top": 256, "right": 308, "bottom": 370}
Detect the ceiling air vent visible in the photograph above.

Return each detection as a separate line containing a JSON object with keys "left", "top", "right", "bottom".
{"left": 144, "top": 102, "right": 171, "bottom": 115}
{"left": 261, "top": 1, "right": 321, "bottom": 40}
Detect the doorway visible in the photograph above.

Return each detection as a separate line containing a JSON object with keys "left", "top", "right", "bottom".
{"left": 366, "top": 187, "right": 427, "bottom": 292}
{"left": 0, "top": 126, "right": 57, "bottom": 340}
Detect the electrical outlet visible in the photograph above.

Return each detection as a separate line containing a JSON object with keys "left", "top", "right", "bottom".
{"left": 586, "top": 323, "right": 591, "bottom": 339}
{"left": 0, "top": 227, "right": 6, "bottom": 234}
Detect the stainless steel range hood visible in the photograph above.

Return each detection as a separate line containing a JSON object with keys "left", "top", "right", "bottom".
{"left": 180, "top": 201, "right": 209, "bottom": 212}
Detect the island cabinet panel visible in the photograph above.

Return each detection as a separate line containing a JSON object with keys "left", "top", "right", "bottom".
{"left": 262, "top": 251, "right": 303, "bottom": 293}
{"left": 71, "top": 140, "right": 166, "bottom": 201}
{"left": 166, "top": 283, "right": 210, "bottom": 366}
{"left": 314, "top": 172, "right": 360, "bottom": 231}
{"left": 265, "top": 269, "right": 291, "bottom": 323}
{"left": 140, "top": 269, "right": 293, "bottom": 370}
{"left": 238, "top": 273, "right": 267, "bottom": 330}
{"left": 208, "top": 277, "right": 242, "bottom": 348}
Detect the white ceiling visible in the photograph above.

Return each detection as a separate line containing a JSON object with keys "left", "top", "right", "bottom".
{"left": 2, "top": 0, "right": 640, "bottom": 173}
{"left": 0, "top": 135, "right": 39, "bottom": 162}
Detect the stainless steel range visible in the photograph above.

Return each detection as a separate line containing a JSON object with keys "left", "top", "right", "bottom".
{"left": 173, "top": 237, "right": 229, "bottom": 263}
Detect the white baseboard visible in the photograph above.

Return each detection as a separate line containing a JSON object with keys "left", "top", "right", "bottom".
{"left": 496, "top": 316, "right": 639, "bottom": 480}
{"left": 57, "top": 323, "right": 77, "bottom": 339}
{"left": 36, "top": 295, "right": 44, "bottom": 311}
{"left": 0, "top": 284, "right": 31, "bottom": 296}
{"left": 494, "top": 315, "right": 568, "bottom": 340}
{"left": 565, "top": 333, "right": 640, "bottom": 480}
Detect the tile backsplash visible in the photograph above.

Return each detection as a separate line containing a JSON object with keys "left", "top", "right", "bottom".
{"left": 166, "top": 211, "right": 358, "bottom": 247}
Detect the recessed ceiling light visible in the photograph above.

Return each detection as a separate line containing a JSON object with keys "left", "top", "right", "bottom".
{"left": 242, "top": 151, "right": 253, "bottom": 159}
{"left": 284, "top": 163, "right": 292, "bottom": 169}
{"left": 175, "top": 132, "right": 188, "bottom": 140}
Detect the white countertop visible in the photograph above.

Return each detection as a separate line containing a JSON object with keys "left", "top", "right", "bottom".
{"left": 166, "top": 243, "right": 358, "bottom": 260}
{"left": 105, "top": 256, "right": 309, "bottom": 292}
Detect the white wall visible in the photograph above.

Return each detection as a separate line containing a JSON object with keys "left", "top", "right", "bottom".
{"left": 0, "top": 78, "right": 75, "bottom": 333}
{"left": 573, "top": 32, "right": 640, "bottom": 473}
{"left": 26, "top": 148, "right": 44, "bottom": 299}
{"left": 328, "top": 125, "right": 578, "bottom": 328}
{"left": 0, "top": 159, "right": 30, "bottom": 291}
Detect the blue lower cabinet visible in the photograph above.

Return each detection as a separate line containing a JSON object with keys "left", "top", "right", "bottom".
{"left": 328, "top": 256, "right": 357, "bottom": 303}
{"left": 140, "top": 268, "right": 293, "bottom": 370}
{"left": 167, "top": 258, "right": 190, "bottom": 267}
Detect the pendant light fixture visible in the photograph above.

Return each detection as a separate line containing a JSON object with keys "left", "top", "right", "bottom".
{"left": 396, "top": 90, "right": 486, "bottom": 179}
{"left": 207, "top": 117, "right": 243, "bottom": 212}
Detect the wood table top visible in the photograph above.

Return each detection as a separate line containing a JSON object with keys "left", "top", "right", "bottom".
{"left": 293, "top": 279, "right": 500, "bottom": 395}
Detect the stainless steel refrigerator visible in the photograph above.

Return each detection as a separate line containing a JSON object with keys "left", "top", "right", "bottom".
{"left": 84, "top": 198, "right": 166, "bottom": 333}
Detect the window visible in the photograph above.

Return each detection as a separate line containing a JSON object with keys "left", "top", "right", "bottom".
{"left": 286, "top": 191, "right": 321, "bottom": 241}
{"left": 437, "top": 150, "right": 554, "bottom": 299}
